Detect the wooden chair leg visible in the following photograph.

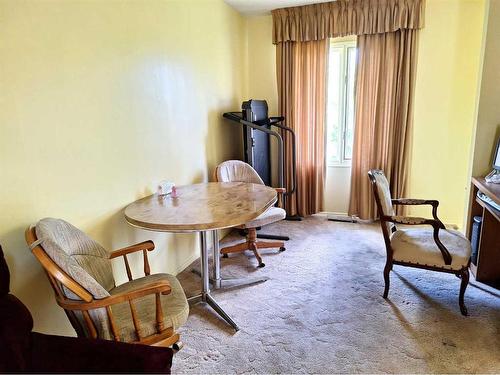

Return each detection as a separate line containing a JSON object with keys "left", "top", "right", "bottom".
{"left": 220, "top": 242, "right": 250, "bottom": 255}
{"left": 220, "top": 228, "right": 284, "bottom": 267}
{"left": 155, "top": 332, "right": 181, "bottom": 349}
{"left": 459, "top": 268, "right": 469, "bottom": 316}
{"left": 383, "top": 261, "right": 391, "bottom": 298}
{"left": 248, "top": 229, "right": 264, "bottom": 268}
{"left": 255, "top": 240, "right": 285, "bottom": 250}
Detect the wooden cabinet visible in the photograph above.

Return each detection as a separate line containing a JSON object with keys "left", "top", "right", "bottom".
{"left": 466, "top": 177, "right": 500, "bottom": 286}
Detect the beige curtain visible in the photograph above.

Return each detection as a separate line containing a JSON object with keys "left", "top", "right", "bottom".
{"left": 272, "top": 0, "right": 425, "bottom": 44}
{"left": 272, "top": 0, "right": 424, "bottom": 218}
{"left": 348, "top": 29, "right": 419, "bottom": 220}
{"left": 277, "top": 40, "right": 328, "bottom": 216}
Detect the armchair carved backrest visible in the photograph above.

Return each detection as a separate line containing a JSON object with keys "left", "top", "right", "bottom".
{"left": 368, "top": 170, "right": 396, "bottom": 239}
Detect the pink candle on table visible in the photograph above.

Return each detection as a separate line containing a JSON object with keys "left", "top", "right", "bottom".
{"left": 171, "top": 185, "right": 178, "bottom": 198}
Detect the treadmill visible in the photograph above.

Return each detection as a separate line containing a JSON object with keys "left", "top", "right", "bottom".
{"left": 223, "top": 100, "right": 301, "bottom": 240}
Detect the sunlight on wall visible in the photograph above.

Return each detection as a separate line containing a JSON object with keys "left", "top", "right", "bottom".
{"left": 0, "top": 0, "right": 245, "bottom": 336}
{"left": 471, "top": 0, "right": 500, "bottom": 178}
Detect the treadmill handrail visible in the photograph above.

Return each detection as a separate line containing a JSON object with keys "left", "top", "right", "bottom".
{"left": 236, "top": 119, "right": 284, "bottom": 192}
{"left": 267, "top": 122, "right": 297, "bottom": 196}
{"left": 223, "top": 112, "right": 244, "bottom": 122}
{"left": 223, "top": 111, "right": 297, "bottom": 196}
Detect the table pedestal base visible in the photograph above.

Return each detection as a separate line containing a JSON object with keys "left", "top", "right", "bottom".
{"left": 187, "top": 292, "right": 240, "bottom": 331}
{"left": 191, "top": 230, "right": 269, "bottom": 290}
{"left": 191, "top": 269, "right": 269, "bottom": 290}
{"left": 190, "top": 231, "right": 243, "bottom": 332}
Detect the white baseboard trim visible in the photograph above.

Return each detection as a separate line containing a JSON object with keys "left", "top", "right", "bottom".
{"left": 174, "top": 252, "right": 199, "bottom": 276}
{"left": 172, "top": 228, "right": 233, "bottom": 276}
{"left": 325, "top": 212, "right": 357, "bottom": 223}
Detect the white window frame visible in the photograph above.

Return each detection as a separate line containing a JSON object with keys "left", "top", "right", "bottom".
{"left": 326, "top": 38, "right": 357, "bottom": 167}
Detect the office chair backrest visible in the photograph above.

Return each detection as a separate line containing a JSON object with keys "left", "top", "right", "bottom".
{"left": 216, "top": 160, "right": 264, "bottom": 185}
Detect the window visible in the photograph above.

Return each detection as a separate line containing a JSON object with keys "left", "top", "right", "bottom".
{"left": 326, "top": 39, "right": 357, "bottom": 166}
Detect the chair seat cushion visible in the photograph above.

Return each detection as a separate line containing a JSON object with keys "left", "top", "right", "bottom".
{"left": 109, "top": 274, "right": 188, "bottom": 343}
{"left": 390, "top": 228, "right": 471, "bottom": 270}
{"left": 243, "top": 207, "right": 286, "bottom": 228}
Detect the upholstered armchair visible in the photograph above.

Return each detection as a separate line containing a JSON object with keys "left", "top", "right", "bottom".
{"left": 25, "top": 218, "right": 188, "bottom": 347}
{"left": 215, "top": 160, "right": 286, "bottom": 268}
{"left": 368, "top": 170, "right": 471, "bottom": 315}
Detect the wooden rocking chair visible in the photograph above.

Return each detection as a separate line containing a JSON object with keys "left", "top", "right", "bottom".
{"left": 25, "top": 218, "right": 188, "bottom": 348}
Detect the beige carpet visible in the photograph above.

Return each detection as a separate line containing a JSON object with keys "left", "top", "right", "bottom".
{"left": 173, "top": 216, "right": 500, "bottom": 374}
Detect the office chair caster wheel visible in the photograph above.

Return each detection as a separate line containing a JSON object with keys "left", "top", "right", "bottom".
{"left": 279, "top": 247, "right": 286, "bottom": 252}
{"left": 172, "top": 341, "right": 184, "bottom": 352}
{"left": 258, "top": 263, "right": 265, "bottom": 268}
{"left": 223, "top": 253, "right": 228, "bottom": 258}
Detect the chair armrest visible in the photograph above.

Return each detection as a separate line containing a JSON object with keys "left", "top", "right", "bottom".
{"left": 383, "top": 215, "right": 436, "bottom": 226}
{"left": 274, "top": 188, "right": 286, "bottom": 208}
{"left": 56, "top": 280, "right": 172, "bottom": 342}
{"left": 58, "top": 280, "right": 171, "bottom": 311}
{"left": 392, "top": 198, "right": 439, "bottom": 207}
{"left": 109, "top": 240, "right": 155, "bottom": 259}
{"left": 391, "top": 199, "right": 442, "bottom": 222}
{"left": 109, "top": 241, "right": 155, "bottom": 281}
{"left": 382, "top": 215, "right": 451, "bottom": 265}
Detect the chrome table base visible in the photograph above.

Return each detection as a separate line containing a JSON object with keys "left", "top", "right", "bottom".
{"left": 188, "top": 230, "right": 268, "bottom": 331}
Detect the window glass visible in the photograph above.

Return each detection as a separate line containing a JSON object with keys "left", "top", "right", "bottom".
{"left": 343, "top": 47, "right": 357, "bottom": 161}
{"left": 326, "top": 47, "right": 342, "bottom": 164}
{"left": 326, "top": 40, "right": 357, "bottom": 166}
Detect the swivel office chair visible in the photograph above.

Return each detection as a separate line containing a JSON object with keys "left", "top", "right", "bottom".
{"left": 215, "top": 160, "right": 286, "bottom": 267}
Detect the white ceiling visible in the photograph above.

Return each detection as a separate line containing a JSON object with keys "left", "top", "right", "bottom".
{"left": 224, "top": 0, "right": 332, "bottom": 15}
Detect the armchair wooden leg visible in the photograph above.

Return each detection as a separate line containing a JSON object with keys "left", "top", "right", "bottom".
{"left": 459, "top": 268, "right": 469, "bottom": 316}
{"left": 155, "top": 332, "right": 180, "bottom": 348}
{"left": 383, "top": 261, "right": 392, "bottom": 299}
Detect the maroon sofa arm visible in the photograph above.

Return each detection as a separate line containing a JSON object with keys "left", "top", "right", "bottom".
{"left": 30, "top": 333, "right": 173, "bottom": 373}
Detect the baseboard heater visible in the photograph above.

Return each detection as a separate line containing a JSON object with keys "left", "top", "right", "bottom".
{"left": 326, "top": 213, "right": 357, "bottom": 223}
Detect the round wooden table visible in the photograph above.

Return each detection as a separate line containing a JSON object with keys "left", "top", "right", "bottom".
{"left": 124, "top": 182, "right": 277, "bottom": 331}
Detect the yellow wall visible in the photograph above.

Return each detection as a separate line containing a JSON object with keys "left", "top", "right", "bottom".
{"left": 0, "top": 0, "right": 245, "bottom": 335}
{"left": 471, "top": 0, "right": 500, "bottom": 177}
{"left": 245, "top": 15, "right": 282, "bottom": 185}
{"left": 0, "top": 0, "right": 490, "bottom": 338}
{"left": 246, "top": 16, "right": 278, "bottom": 114}
{"left": 410, "top": 0, "right": 486, "bottom": 227}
